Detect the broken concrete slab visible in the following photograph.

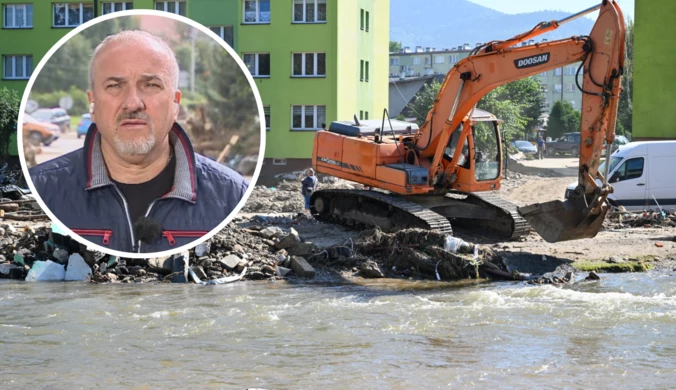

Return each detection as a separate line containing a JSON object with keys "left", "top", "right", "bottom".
{"left": 26, "top": 260, "right": 65, "bottom": 281}
{"left": 147, "top": 256, "right": 173, "bottom": 274}
{"left": 195, "top": 242, "right": 211, "bottom": 257}
{"left": 290, "top": 256, "right": 315, "bottom": 279}
{"left": 276, "top": 266, "right": 292, "bottom": 277}
{"left": 274, "top": 228, "right": 300, "bottom": 250}
{"left": 190, "top": 265, "right": 207, "bottom": 280}
{"left": 220, "top": 254, "right": 241, "bottom": 271}
{"left": 287, "top": 242, "right": 315, "bottom": 256}
{"left": 258, "top": 226, "right": 284, "bottom": 239}
{"left": 65, "top": 254, "right": 92, "bottom": 281}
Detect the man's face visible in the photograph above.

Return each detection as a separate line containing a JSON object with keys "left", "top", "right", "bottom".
{"left": 88, "top": 38, "right": 181, "bottom": 157}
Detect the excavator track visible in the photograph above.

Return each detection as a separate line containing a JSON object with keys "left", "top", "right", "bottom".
{"left": 310, "top": 189, "right": 453, "bottom": 234}
{"left": 463, "top": 191, "right": 531, "bottom": 240}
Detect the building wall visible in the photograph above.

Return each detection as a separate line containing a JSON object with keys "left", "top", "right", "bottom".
{"left": 633, "top": 0, "right": 676, "bottom": 139}
{"left": 0, "top": 0, "right": 390, "bottom": 165}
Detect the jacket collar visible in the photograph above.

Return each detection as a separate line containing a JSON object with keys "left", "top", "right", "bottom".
{"left": 83, "top": 122, "right": 198, "bottom": 203}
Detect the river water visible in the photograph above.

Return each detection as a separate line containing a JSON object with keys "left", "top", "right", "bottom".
{"left": 1, "top": 271, "right": 675, "bottom": 389}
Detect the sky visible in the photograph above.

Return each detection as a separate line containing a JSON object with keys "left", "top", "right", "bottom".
{"left": 467, "top": 0, "right": 635, "bottom": 21}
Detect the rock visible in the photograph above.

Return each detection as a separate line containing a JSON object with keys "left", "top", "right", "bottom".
{"left": 276, "top": 266, "right": 292, "bottom": 277}
{"left": 26, "top": 261, "right": 66, "bottom": 281}
{"left": 130, "top": 266, "right": 146, "bottom": 277}
{"left": 220, "top": 255, "right": 241, "bottom": 271}
{"left": 274, "top": 228, "right": 301, "bottom": 250}
{"left": 258, "top": 226, "right": 284, "bottom": 239}
{"left": 116, "top": 266, "right": 129, "bottom": 275}
{"left": 564, "top": 271, "right": 575, "bottom": 283}
{"left": 586, "top": 271, "right": 601, "bottom": 280}
{"left": 195, "top": 242, "right": 211, "bottom": 257}
{"left": 249, "top": 271, "right": 266, "bottom": 280}
{"left": 290, "top": 256, "right": 315, "bottom": 279}
{"left": 262, "top": 239, "right": 275, "bottom": 247}
{"left": 53, "top": 248, "right": 69, "bottom": 263}
{"left": 287, "top": 242, "right": 315, "bottom": 256}
{"left": 607, "top": 256, "right": 625, "bottom": 264}
{"left": 359, "top": 260, "right": 384, "bottom": 278}
{"left": 148, "top": 256, "right": 173, "bottom": 274}
{"left": 655, "top": 242, "right": 664, "bottom": 248}
{"left": 199, "top": 259, "right": 213, "bottom": 269}
{"left": 65, "top": 254, "right": 92, "bottom": 281}
{"left": 235, "top": 261, "right": 247, "bottom": 273}
{"left": 262, "top": 265, "right": 276, "bottom": 275}
{"left": 233, "top": 244, "right": 244, "bottom": 253}
{"left": 207, "top": 270, "right": 223, "bottom": 278}
{"left": 106, "top": 273, "right": 119, "bottom": 282}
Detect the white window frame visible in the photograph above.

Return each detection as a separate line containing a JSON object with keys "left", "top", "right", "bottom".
{"left": 565, "top": 83, "right": 575, "bottom": 93}
{"left": 154, "top": 1, "right": 186, "bottom": 16}
{"left": 264, "top": 106, "right": 270, "bottom": 130}
{"left": 539, "top": 71, "right": 548, "bottom": 77}
{"left": 102, "top": 2, "right": 133, "bottom": 15}
{"left": 554, "top": 67, "right": 562, "bottom": 76}
{"left": 293, "top": 0, "right": 326, "bottom": 23}
{"left": 243, "top": 53, "right": 270, "bottom": 78}
{"left": 243, "top": 0, "right": 271, "bottom": 24}
{"left": 3, "top": 4, "right": 33, "bottom": 28}
{"left": 291, "top": 52, "right": 325, "bottom": 77}
{"left": 554, "top": 84, "right": 562, "bottom": 93}
{"left": 291, "top": 105, "right": 326, "bottom": 130}
{"left": 449, "top": 55, "right": 458, "bottom": 64}
{"left": 3, "top": 55, "right": 32, "bottom": 80}
{"left": 53, "top": 3, "right": 94, "bottom": 27}
{"left": 434, "top": 55, "right": 444, "bottom": 64}
{"left": 390, "top": 58, "right": 399, "bottom": 66}
{"left": 209, "top": 26, "right": 234, "bottom": 47}
{"left": 565, "top": 66, "right": 577, "bottom": 76}
{"left": 413, "top": 57, "right": 421, "bottom": 65}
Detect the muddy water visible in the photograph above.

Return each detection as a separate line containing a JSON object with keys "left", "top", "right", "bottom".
{"left": 1, "top": 272, "right": 675, "bottom": 389}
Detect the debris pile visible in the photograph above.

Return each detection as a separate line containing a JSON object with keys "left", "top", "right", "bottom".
{"left": 604, "top": 206, "right": 676, "bottom": 229}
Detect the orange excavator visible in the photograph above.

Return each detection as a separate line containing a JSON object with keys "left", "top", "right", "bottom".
{"left": 310, "top": 0, "right": 626, "bottom": 243}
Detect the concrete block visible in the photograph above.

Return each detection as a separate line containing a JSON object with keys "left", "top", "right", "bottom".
{"left": 290, "top": 256, "right": 315, "bottom": 279}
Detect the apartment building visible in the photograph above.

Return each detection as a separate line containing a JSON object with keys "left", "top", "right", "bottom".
{"left": 388, "top": 40, "right": 583, "bottom": 115}
{"left": 0, "top": 0, "right": 389, "bottom": 172}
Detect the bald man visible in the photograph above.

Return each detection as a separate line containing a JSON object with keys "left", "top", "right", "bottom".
{"left": 29, "top": 30, "right": 249, "bottom": 253}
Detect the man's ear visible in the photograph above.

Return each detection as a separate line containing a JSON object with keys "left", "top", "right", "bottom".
{"left": 87, "top": 90, "right": 95, "bottom": 121}
{"left": 174, "top": 90, "right": 182, "bottom": 119}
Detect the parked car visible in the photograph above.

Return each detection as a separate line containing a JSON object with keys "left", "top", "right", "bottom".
{"left": 546, "top": 132, "right": 581, "bottom": 156}
{"left": 565, "top": 141, "right": 676, "bottom": 210}
{"left": 601, "top": 135, "right": 629, "bottom": 157}
{"left": 511, "top": 140, "right": 537, "bottom": 154}
{"left": 30, "top": 108, "right": 71, "bottom": 133}
{"left": 77, "top": 113, "right": 92, "bottom": 138}
{"left": 23, "top": 113, "right": 60, "bottom": 146}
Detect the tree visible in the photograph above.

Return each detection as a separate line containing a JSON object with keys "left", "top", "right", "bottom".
{"left": 617, "top": 17, "right": 633, "bottom": 137}
{"left": 478, "top": 86, "right": 528, "bottom": 144}
{"left": 478, "top": 77, "right": 544, "bottom": 140}
{"left": 547, "top": 100, "right": 579, "bottom": 138}
{"left": 408, "top": 80, "right": 441, "bottom": 126}
{"left": 0, "top": 88, "right": 20, "bottom": 161}
{"left": 389, "top": 41, "right": 402, "bottom": 53}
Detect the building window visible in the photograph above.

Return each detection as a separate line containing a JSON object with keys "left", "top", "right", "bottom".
{"left": 449, "top": 55, "right": 458, "bottom": 64}
{"left": 209, "top": 26, "right": 234, "bottom": 47}
{"left": 3, "top": 55, "right": 33, "bottom": 80}
{"left": 102, "top": 2, "right": 133, "bottom": 14}
{"left": 243, "top": 53, "right": 270, "bottom": 77}
{"left": 292, "top": 105, "right": 325, "bottom": 130}
{"left": 365, "top": 11, "right": 369, "bottom": 31}
{"left": 244, "top": 0, "right": 270, "bottom": 23}
{"left": 293, "top": 0, "right": 326, "bottom": 23}
{"left": 434, "top": 55, "right": 444, "bottom": 64}
{"left": 292, "top": 52, "right": 325, "bottom": 77}
{"left": 540, "top": 84, "right": 548, "bottom": 93}
{"left": 360, "top": 9, "right": 364, "bottom": 30}
{"left": 565, "top": 83, "right": 575, "bottom": 93}
{"left": 554, "top": 67, "right": 562, "bottom": 76}
{"left": 154, "top": 1, "right": 186, "bottom": 15}
{"left": 53, "top": 3, "right": 94, "bottom": 27}
{"left": 565, "top": 66, "right": 577, "bottom": 76}
{"left": 413, "top": 57, "right": 421, "bottom": 65}
{"left": 365, "top": 61, "right": 369, "bottom": 82}
{"left": 424, "top": 57, "right": 430, "bottom": 65}
{"left": 360, "top": 60, "right": 364, "bottom": 81}
{"left": 554, "top": 84, "right": 562, "bottom": 93}
{"left": 390, "top": 58, "right": 399, "bottom": 66}
{"left": 365, "top": 111, "right": 369, "bottom": 120}
{"left": 3, "top": 4, "right": 33, "bottom": 28}
{"left": 264, "top": 106, "right": 270, "bottom": 130}
{"left": 539, "top": 71, "right": 548, "bottom": 77}
{"left": 272, "top": 158, "right": 287, "bottom": 165}
{"left": 359, "top": 110, "right": 363, "bottom": 120}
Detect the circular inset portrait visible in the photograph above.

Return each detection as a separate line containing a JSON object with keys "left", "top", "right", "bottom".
{"left": 19, "top": 10, "right": 264, "bottom": 257}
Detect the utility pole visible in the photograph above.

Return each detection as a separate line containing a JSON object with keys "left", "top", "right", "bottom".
{"left": 560, "top": 66, "right": 564, "bottom": 103}
{"left": 190, "top": 28, "right": 196, "bottom": 93}
{"left": 94, "top": 0, "right": 98, "bottom": 17}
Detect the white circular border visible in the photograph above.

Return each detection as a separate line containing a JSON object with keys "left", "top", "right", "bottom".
{"left": 18, "top": 9, "right": 266, "bottom": 259}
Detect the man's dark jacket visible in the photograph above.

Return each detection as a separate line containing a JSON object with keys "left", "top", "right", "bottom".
{"left": 29, "top": 122, "right": 248, "bottom": 253}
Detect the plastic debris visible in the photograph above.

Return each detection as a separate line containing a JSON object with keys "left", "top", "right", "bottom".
{"left": 189, "top": 266, "right": 247, "bottom": 285}
{"left": 444, "top": 236, "right": 470, "bottom": 253}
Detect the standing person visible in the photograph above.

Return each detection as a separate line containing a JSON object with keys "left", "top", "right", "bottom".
{"left": 537, "top": 136, "right": 546, "bottom": 160}
{"left": 301, "top": 168, "right": 319, "bottom": 217}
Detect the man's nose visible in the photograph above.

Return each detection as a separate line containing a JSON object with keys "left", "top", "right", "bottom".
{"left": 122, "top": 87, "right": 145, "bottom": 112}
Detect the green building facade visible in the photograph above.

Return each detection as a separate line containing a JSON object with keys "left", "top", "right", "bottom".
{"left": 0, "top": 0, "right": 389, "bottom": 171}
{"left": 633, "top": 0, "right": 676, "bottom": 140}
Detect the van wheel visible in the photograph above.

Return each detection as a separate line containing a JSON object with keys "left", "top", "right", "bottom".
{"left": 29, "top": 132, "right": 42, "bottom": 146}
{"left": 571, "top": 147, "right": 579, "bottom": 157}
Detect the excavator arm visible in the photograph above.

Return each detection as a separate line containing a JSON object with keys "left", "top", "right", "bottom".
{"left": 411, "top": 0, "right": 625, "bottom": 242}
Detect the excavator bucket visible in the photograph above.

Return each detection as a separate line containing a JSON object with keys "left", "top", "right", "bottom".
{"left": 517, "top": 199, "right": 608, "bottom": 243}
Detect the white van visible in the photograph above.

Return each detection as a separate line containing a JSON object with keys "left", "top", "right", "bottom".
{"left": 565, "top": 141, "right": 676, "bottom": 211}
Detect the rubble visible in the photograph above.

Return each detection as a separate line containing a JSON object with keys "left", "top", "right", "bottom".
{"left": 604, "top": 206, "right": 676, "bottom": 229}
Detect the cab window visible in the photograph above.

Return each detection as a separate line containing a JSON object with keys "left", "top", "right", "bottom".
{"left": 610, "top": 157, "right": 644, "bottom": 182}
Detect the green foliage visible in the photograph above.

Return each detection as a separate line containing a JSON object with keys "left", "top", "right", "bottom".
{"left": 0, "top": 88, "right": 20, "bottom": 160}
{"left": 478, "top": 85, "right": 530, "bottom": 143}
{"left": 547, "top": 100, "right": 580, "bottom": 138}
{"left": 409, "top": 80, "right": 441, "bottom": 126}
{"left": 389, "top": 41, "right": 402, "bottom": 53}
{"left": 30, "top": 86, "right": 89, "bottom": 116}
{"left": 617, "top": 18, "right": 633, "bottom": 136}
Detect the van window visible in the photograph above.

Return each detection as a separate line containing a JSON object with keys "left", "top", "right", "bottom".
{"left": 567, "top": 135, "right": 575, "bottom": 142}
{"left": 611, "top": 157, "right": 644, "bottom": 182}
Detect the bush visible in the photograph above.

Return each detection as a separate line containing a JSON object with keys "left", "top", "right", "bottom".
{"left": 29, "top": 87, "right": 89, "bottom": 116}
